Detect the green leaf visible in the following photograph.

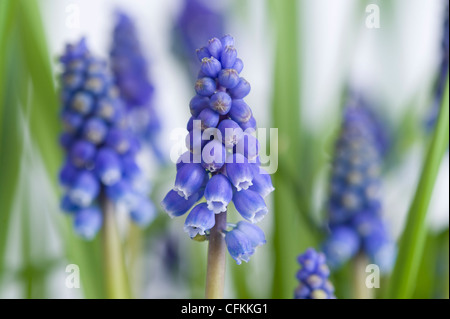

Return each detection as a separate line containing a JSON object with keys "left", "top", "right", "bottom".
{"left": 412, "top": 229, "right": 449, "bottom": 299}
{"left": 0, "top": 26, "right": 24, "bottom": 279}
{"left": 387, "top": 76, "right": 449, "bottom": 298}
{"left": 17, "top": 0, "right": 61, "bottom": 178}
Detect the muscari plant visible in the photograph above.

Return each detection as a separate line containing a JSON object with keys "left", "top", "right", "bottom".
{"left": 59, "top": 38, "right": 156, "bottom": 235}
{"left": 58, "top": 38, "right": 157, "bottom": 298}
{"left": 2, "top": 0, "right": 448, "bottom": 301}
{"left": 294, "top": 248, "right": 336, "bottom": 299}
{"left": 322, "top": 96, "right": 396, "bottom": 274}
{"left": 161, "top": 34, "right": 273, "bottom": 298}
{"left": 110, "top": 11, "right": 163, "bottom": 162}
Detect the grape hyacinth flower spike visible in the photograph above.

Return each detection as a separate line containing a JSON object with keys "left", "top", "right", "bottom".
{"left": 110, "top": 11, "right": 164, "bottom": 162}
{"left": 161, "top": 35, "right": 274, "bottom": 298}
{"left": 59, "top": 38, "right": 156, "bottom": 237}
{"left": 294, "top": 248, "right": 336, "bottom": 299}
{"left": 322, "top": 97, "right": 396, "bottom": 298}
{"left": 58, "top": 39, "right": 157, "bottom": 298}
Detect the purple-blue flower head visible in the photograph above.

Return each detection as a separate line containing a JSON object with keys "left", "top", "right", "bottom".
{"left": 323, "top": 100, "right": 395, "bottom": 271}
{"left": 110, "top": 11, "right": 162, "bottom": 158}
{"left": 58, "top": 38, "right": 155, "bottom": 239}
{"left": 294, "top": 248, "right": 336, "bottom": 299}
{"left": 161, "top": 35, "right": 273, "bottom": 265}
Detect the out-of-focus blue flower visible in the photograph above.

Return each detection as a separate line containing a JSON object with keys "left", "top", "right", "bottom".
{"left": 130, "top": 196, "right": 157, "bottom": 227}
{"left": 323, "top": 100, "right": 395, "bottom": 273}
{"left": 58, "top": 38, "right": 155, "bottom": 239}
{"left": 69, "top": 171, "right": 100, "bottom": 208}
{"left": 426, "top": 3, "right": 449, "bottom": 130}
{"left": 344, "top": 91, "right": 390, "bottom": 157}
{"left": 322, "top": 226, "right": 360, "bottom": 269}
{"left": 110, "top": 11, "right": 163, "bottom": 161}
{"left": 172, "top": 0, "right": 226, "bottom": 77}
{"left": 161, "top": 35, "right": 273, "bottom": 264}
{"left": 73, "top": 206, "right": 103, "bottom": 240}
{"left": 353, "top": 213, "right": 397, "bottom": 273}
{"left": 294, "top": 248, "right": 336, "bottom": 299}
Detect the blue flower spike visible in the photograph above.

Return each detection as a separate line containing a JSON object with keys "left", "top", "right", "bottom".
{"left": 323, "top": 95, "right": 396, "bottom": 273}
{"left": 294, "top": 248, "right": 336, "bottom": 299}
{"left": 58, "top": 38, "right": 156, "bottom": 239}
{"left": 161, "top": 35, "right": 273, "bottom": 265}
{"left": 111, "top": 11, "right": 163, "bottom": 161}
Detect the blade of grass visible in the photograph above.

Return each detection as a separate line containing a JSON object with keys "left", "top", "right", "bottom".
{"left": 387, "top": 76, "right": 449, "bottom": 298}
{"left": 0, "top": 24, "right": 23, "bottom": 280}
{"left": 17, "top": 0, "right": 61, "bottom": 175}
{"left": 412, "top": 229, "right": 449, "bottom": 299}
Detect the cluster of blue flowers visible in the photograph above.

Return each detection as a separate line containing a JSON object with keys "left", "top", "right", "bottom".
{"left": 59, "top": 38, "right": 155, "bottom": 239}
{"left": 427, "top": 3, "right": 449, "bottom": 130}
{"left": 110, "top": 12, "right": 162, "bottom": 160}
{"left": 322, "top": 102, "right": 396, "bottom": 273}
{"left": 294, "top": 248, "right": 336, "bottom": 299}
{"left": 173, "top": 0, "right": 225, "bottom": 77}
{"left": 161, "top": 35, "right": 273, "bottom": 264}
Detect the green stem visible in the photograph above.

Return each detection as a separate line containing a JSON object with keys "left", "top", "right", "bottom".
{"left": 387, "top": 76, "right": 449, "bottom": 298}
{"left": 205, "top": 211, "right": 227, "bottom": 299}
{"left": 352, "top": 254, "right": 374, "bottom": 299}
{"left": 101, "top": 195, "right": 131, "bottom": 299}
{"left": 126, "top": 223, "right": 143, "bottom": 297}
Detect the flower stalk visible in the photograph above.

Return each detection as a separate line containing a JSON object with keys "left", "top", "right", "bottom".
{"left": 352, "top": 253, "right": 373, "bottom": 299}
{"left": 101, "top": 194, "right": 131, "bottom": 299}
{"left": 205, "top": 211, "right": 227, "bottom": 299}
